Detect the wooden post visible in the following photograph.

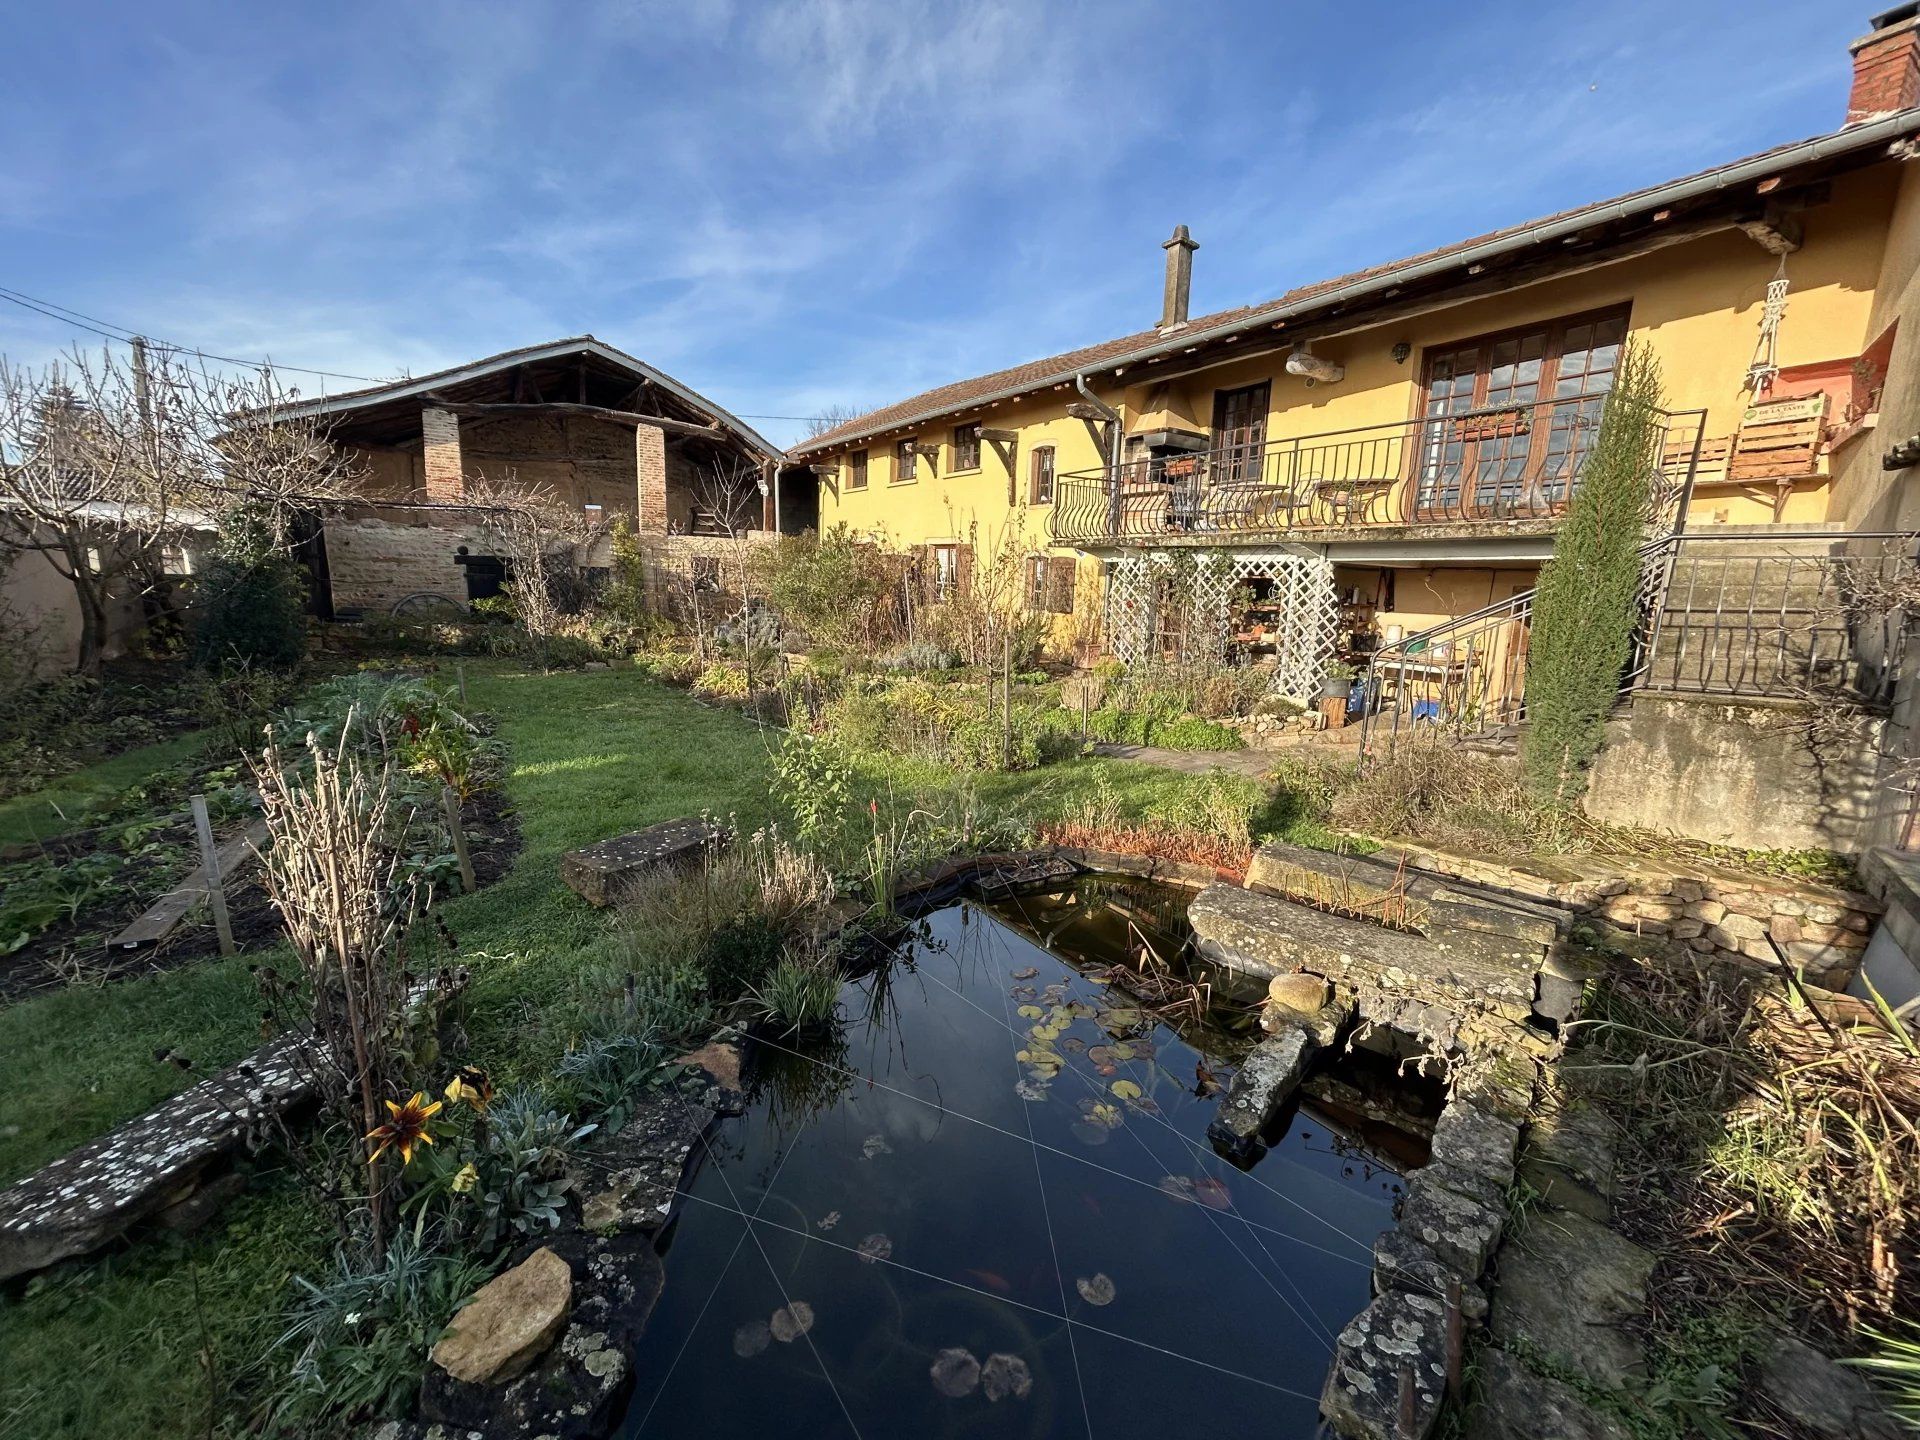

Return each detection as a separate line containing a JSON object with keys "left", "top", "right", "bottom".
{"left": 190, "top": 794, "right": 235, "bottom": 956}
{"left": 1397, "top": 1364, "right": 1417, "bottom": 1439}
{"left": 454, "top": 662, "right": 468, "bottom": 706}
{"left": 1001, "top": 629, "right": 1013, "bottom": 769}
{"left": 442, "top": 786, "right": 476, "bottom": 894}
{"left": 1444, "top": 1279, "right": 1464, "bottom": 1397}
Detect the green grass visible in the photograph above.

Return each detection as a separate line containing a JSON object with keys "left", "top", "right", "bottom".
{"left": 0, "top": 663, "right": 1291, "bottom": 1439}
{"left": 0, "top": 729, "right": 210, "bottom": 850}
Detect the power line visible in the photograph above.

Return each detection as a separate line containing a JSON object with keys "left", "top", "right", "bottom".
{"left": 0, "top": 282, "right": 852, "bottom": 420}
{"left": 0, "top": 285, "right": 384, "bottom": 383}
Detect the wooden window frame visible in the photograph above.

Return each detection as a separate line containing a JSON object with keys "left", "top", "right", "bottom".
{"left": 847, "top": 449, "right": 868, "bottom": 490}
{"left": 950, "top": 423, "right": 981, "bottom": 474}
{"left": 1030, "top": 444, "right": 1056, "bottom": 505}
{"left": 894, "top": 439, "right": 918, "bottom": 485}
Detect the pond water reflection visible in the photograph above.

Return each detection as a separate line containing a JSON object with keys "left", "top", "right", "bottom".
{"left": 619, "top": 879, "right": 1414, "bottom": 1438}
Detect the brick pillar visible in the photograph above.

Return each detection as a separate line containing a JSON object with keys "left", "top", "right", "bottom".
{"left": 1848, "top": 10, "right": 1920, "bottom": 124}
{"left": 635, "top": 423, "right": 668, "bottom": 533}
{"left": 422, "top": 407, "right": 464, "bottom": 501}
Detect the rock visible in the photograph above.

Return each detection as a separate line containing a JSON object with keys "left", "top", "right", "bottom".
{"left": 1688, "top": 899, "right": 1728, "bottom": 925}
{"left": 1371, "top": 1228, "right": 1488, "bottom": 1323}
{"left": 1488, "top": 1211, "right": 1653, "bottom": 1388}
{"left": 1518, "top": 1096, "right": 1617, "bottom": 1223}
{"left": 1532, "top": 949, "right": 1599, "bottom": 1029}
{"left": 1466, "top": 1349, "right": 1632, "bottom": 1440}
{"left": 1320, "top": 1290, "right": 1449, "bottom": 1439}
{"left": 423, "top": 1231, "right": 665, "bottom": 1438}
{"left": 154, "top": 1169, "right": 248, "bottom": 1234}
{"left": 1756, "top": 1334, "right": 1904, "bottom": 1440}
{"left": 1207, "top": 1024, "right": 1319, "bottom": 1158}
{"left": 560, "top": 816, "right": 723, "bottom": 907}
{"left": 431, "top": 1247, "right": 573, "bottom": 1385}
{"left": 1428, "top": 1102, "right": 1521, "bottom": 1189}
{"left": 1267, "top": 971, "right": 1332, "bottom": 1014}
{"left": 570, "top": 1087, "right": 714, "bottom": 1234}
{"left": 1396, "top": 1173, "right": 1506, "bottom": 1276}
{"left": 674, "top": 1040, "right": 746, "bottom": 1115}
{"left": 1450, "top": 1058, "right": 1536, "bottom": 1125}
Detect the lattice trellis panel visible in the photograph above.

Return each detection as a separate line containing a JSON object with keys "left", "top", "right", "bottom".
{"left": 1101, "top": 550, "right": 1338, "bottom": 704}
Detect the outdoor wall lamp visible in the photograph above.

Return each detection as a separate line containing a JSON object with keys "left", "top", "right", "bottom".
{"left": 1391, "top": 341, "right": 1412, "bottom": 364}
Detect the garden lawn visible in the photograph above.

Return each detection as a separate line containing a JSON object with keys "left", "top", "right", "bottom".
{"left": 0, "top": 728, "right": 210, "bottom": 849}
{"left": 0, "top": 663, "right": 1291, "bottom": 1440}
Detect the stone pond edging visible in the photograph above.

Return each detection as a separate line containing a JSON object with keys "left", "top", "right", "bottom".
{"left": 1375, "top": 837, "right": 1880, "bottom": 990}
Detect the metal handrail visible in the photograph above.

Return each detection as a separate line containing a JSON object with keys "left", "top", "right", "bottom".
{"left": 1050, "top": 393, "right": 1705, "bottom": 544}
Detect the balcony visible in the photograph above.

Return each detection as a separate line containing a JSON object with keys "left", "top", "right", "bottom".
{"left": 1048, "top": 392, "right": 1706, "bottom": 546}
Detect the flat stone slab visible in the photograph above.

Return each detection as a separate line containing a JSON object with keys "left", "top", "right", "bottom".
{"left": 1427, "top": 1098, "right": 1522, "bottom": 1190}
{"left": 1488, "top": 1210, "right": 1653, "bottom": 1389}
{"left": 1396, "top": 1171, "right": 1506, "bottom": 1276}
{"left": 0, "top": 1029, "right": 317, "bottom": 1281}
{"left": 1757, "top": 1334, "right": 1905, "bottom": 1440}
{"left": 1466, "top": 1349, "right": 1633, "bottom": 1440}
{"left": 571, "top": 1087, "right": 715, "bottom": 1234}
{"left": 431, "top": 1246, "right": 573, "bottom": 1384}
{"left": 1371, "top": 1228, "right": 1488, "bottom": 1324}
{"left": 1206, "top": 1022, "right": 1322, "bottom": 1159}
{"left": 560, "top": 816, "right": 722, "bottom": 907}
{"left": 1519, "top": 1085, "right": 1619, "bottom": 1223}
{"left": 1189, "top": 882, "right": 1538, "bottom": 1022}
{"left": 1320, "top": 1289, "right": 1450, "bottom": 1440}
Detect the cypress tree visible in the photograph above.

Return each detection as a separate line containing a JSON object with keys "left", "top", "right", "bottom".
{"left": 1521, "top": 342, "right": 1667, "bottom": 803}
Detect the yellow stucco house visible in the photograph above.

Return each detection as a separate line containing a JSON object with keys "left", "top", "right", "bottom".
{"left": 790, "top": 9, "right": 1920, "bottom": 727}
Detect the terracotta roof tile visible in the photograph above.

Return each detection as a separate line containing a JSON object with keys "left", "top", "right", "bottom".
{"left": 791, "top": 115, "right": 1920, "bottom": 457}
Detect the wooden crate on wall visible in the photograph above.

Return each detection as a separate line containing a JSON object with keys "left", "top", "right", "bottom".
{"left": 1728, "top": 394, "right": 1828, "bottom": 483}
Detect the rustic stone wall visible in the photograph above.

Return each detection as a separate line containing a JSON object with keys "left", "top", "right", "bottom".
{"left": 422, "top": 407, "right": 463, "bottom": 501}
{"left": 324, "top": 515, "right": 490, "bottom": 617}
{"left": 1386, "top": 840, "right": 1881, "bottom": 990}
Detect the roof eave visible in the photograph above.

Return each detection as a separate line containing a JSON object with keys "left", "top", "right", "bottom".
{"left": 790, "top": 109, "right": 1920, "bottom": 458}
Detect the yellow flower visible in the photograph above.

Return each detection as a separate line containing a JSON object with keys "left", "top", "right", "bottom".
{"left": 450, "top": 1162, "right": 480, "bottom": 1194}
{"left": 443, "top": 1067, "right": 493, "bottom": 1112}
{"left": 365, "top": 1092, "right": 442, "bottom": 1166}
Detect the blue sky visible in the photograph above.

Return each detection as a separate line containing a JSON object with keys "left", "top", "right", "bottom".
{"left": 0, "top": 1, "right": 1868, "bottom": 447}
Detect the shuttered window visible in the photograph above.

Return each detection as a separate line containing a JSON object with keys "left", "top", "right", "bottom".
{"left": 895, "top": 440, "right": 917, "bottom": 484}
{"left": 1027, "top": 555, "right": 1075, "bottom": 614}
{"left": 848, "top": 449, "right": 867, "bottom": 490}
{"left": 1030, "top": 445, "right": 1056, "bottom": 505}
{"left": 951, "top": 424, "right": 981, "bottom": 472}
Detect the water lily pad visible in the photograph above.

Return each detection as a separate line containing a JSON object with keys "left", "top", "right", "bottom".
{"left": 930, "top": 1347, "right": 981, "bottom": 1398}
{"left": 1131, "top": 1038, "right": 1157, "bottom": 1059}
{"left": 1011, "top": 967, "right": 1039, "bottom": 980}
{"left": 1011, "top": 985, "right": 1037, "bottom": 1000}
{"left": 1069, "top": 1121, "right": 1111, "bottom": 1146}
{"left": 1158, "top": 1174, "right": 1195, "bottom": 1200}
{"left": 1030, "top": 1024, "right": 1060, "bottom": 1043}
{"left": 1086, "top": 1044, "right": 1116, "bottom": 1066}
{"left": 1110, "top": 1079, "right": 1143, "bottom": 1101}
{"left": 1061, "top": 1036, "right": 1087, "bottom": 1054}
{"left": 1075, "top": 1273, "right": 1116, "bottom": 1307}
{"left": 1066, "top": 1001, "right": 1097, "bottom": 1019}
{"left": 1099, "top": 1007, "right": 1142, "bottom": 1033}
{"left": 816, "top": 1210, "right": 841, "bottom": 1230}
{"left": 1109, "top": 1041, "right": 1137, "bottom": 1061}
{"left": 1192, "top": 1177, "right": 1232, "bottom": 1211}
{"left": 981, "top": 1352, "right": 1033, "bottom": 1401}
{"left": 1016, "top": 1004, "right": 1044, "bottom": 1019}
{"left": 770, "top": 1301, "right": 815, "bottom": 1342}
{"left": 1014, "top": 1079, "right": 1050, "bottom": 1102}
{"left": 733, "top": 1319, "right": 772, "bottom": 1357}
{"left": 862, "top": 1134, "right": 891, "bottom": 1160}
{"left": 856, "top": 1233, "right": 893, "bottom": 1265}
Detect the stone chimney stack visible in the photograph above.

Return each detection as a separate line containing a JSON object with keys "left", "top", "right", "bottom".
{"left": 1160, "top": 225, "right": 1199, "bottom": 332}
{"left": 1848, "top": 5, "right": 1920, "bottom": 124}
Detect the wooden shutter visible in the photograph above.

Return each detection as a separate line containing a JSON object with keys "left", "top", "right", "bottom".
{"left": 955, "top": 544, "right": 974, "bottom": 599}
{"left": 1046, "top": 556, "right": 1076, "bottom": 614}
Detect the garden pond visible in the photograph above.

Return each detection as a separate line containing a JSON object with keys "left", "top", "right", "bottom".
{"left": 620, "top": 876, "right": 1435, "bottom": 1436}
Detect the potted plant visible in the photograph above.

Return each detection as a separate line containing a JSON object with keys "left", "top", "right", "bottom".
{"left": 1321, "top": 659, "right": 1359, "bottom": 700}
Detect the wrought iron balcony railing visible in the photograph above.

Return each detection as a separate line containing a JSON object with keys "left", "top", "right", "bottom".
{"left": 1047, "top": 392, "right": 1706, "bottom": 545}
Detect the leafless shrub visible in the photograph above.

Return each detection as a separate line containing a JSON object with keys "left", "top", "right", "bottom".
{"left": 1332, "top": 738, "right": 1571, "bottom": 852}
{"left": 461, "top": 474, "right": 604, "bottom": 668}
{"left": 252, "top": 723, "right": 426, "bottom": 1254}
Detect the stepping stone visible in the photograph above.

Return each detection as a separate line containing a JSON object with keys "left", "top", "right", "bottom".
{"left": 1205, "top": 1022, "right": 1322, "bottom": 1159}
{"left": 1488, "top": 1211, "right": 1653, "bottom": 1389}
{"left": 1467, "top": 1349, "right": 1632, "bottom": 1440}
{"left": 560, "top": 816, "right": 722, "bottom": 906}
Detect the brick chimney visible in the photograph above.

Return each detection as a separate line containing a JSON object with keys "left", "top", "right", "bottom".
{"left": 1848, "top": 5, "right": 1920, "bottom": 124}
{"left": 1160, "top": 225, "right": 1198, "bottom": 332}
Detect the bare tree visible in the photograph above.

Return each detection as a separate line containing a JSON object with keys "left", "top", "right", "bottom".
{"left": 460, "top": 473, "right": 605, "bottom": 668}
{"left": 685, "top": 456, "right": 770, "bottom": 671}
{"left": 801, "top": 403, "right": 864, "bottom": 441}
{"left": 0, "top": 344, "right": 362, "bottom": 671}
